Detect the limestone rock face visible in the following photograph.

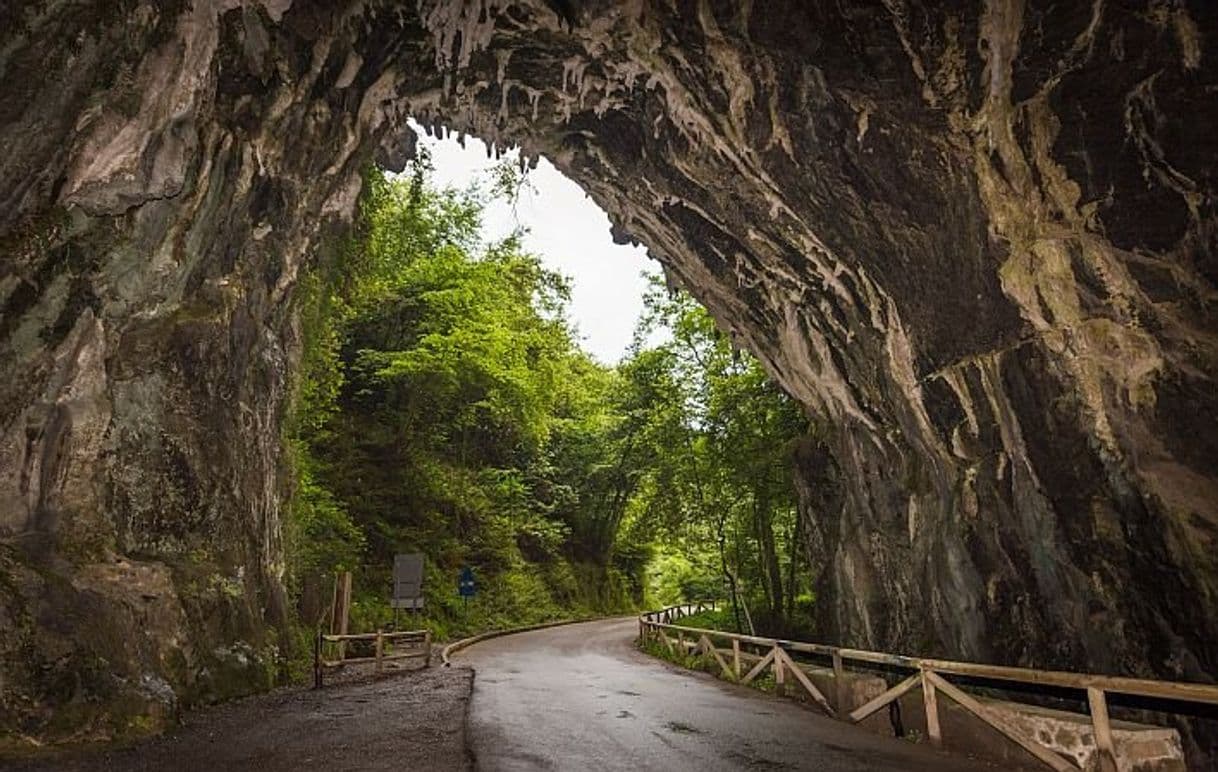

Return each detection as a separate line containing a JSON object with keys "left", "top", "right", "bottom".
{"left": 1, "top": 0, "right": 1215, "bottom": 749}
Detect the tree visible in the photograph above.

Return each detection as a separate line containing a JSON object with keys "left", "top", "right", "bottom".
{"left": 286, "top": 163, "right": 814, "bottom": 644}
{"left": 622, "top": 278, "right": 810, "bottom": 635}
{"left": 288, "top": 165, "right": 643, "bottom": 638}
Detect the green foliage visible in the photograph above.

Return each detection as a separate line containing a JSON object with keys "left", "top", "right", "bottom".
{"left": 287, "top": 451, "right": 365, "bottom": 575}
{"left": 645, "top": 547, "right": 720, "bottom": 607}
{"left": 639, "top": 635, "right": 702, "bottom": 671}
{"left": 663, "top": 607, "right": 742, "bottom": 635}
{"left": 621, "top": 278, "right": 814, "bottom": 638}
{"left": 286, "top": 165, "right": 644, "bottom": 645}
{"left": 284, "top": 159, "right": 817, "bottom": 657}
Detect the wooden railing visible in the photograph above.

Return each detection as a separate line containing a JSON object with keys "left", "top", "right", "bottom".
{"left": 640, "top": 600, "right": 716, "bottom": 626}
{"left": 313, "top": 629, "right": 431, "bottom": 688}
{"left": 639, "top": 605, "right": 1218, "bottom": 772}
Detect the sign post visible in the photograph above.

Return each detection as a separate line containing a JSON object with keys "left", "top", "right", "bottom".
{"left": 458, "top": 566, "right": 476, "bottom": 609}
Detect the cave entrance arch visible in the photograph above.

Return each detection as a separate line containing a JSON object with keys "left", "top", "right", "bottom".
{"left": 2, "top": 0, "right": 1216, "bottom": 746}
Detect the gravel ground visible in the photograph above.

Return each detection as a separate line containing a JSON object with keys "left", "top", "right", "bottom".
{"left": 5, "top": 665, "right": 473, "bottom": 772}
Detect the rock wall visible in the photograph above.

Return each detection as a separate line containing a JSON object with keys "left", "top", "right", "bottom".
{"left": 0, "top": 0, "right": 406, "bottom": 743}
{"left": 1, "top": 0, "right": 1215, "bottom": 750}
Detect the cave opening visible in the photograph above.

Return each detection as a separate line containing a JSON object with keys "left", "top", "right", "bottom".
{"left": 409, "top": 120, "right": 661, "bottom": 364}
{"left": 2, "top": 1, "right": 1217, "bottom": 765}
{"left": 284, "top": 111, "right": 815, "bottom": 680}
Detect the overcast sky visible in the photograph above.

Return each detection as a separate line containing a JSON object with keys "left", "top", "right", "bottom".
{"left": 412, "top": 125, "right": 659, "bottom": 364}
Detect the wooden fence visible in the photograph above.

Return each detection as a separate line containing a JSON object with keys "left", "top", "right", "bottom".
{"left": 639, "top": 603, "right": 1218, "bottom": 772}
{"left": 313, "top": 629, "right": 431, "bottom": 688}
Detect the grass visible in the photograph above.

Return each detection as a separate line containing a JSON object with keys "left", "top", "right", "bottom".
{"left": 665, "top": 607, "right": 743, "bottom": 634}
{"left": 638, "top": 611, "right": 787, "bottom": 698}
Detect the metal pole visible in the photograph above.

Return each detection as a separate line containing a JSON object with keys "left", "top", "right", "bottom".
{"left": 313, "top": 630, "right": 323, "bottom": 689}
{"left": 832, "top": 650, "right": 846, "bottom": 714}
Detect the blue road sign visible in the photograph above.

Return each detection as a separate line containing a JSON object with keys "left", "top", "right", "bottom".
{"left": 458, "top": 566, "right": 476, "bottom": 598}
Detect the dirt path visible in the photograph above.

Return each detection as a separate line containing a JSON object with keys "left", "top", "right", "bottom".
{"left": 456, "top": 617, "right": 996, "bottom": 771}
{"left": 6, "top": 666, "right": 473, "bottom": 772}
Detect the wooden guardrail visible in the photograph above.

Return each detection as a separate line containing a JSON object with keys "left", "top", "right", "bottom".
{"left": 639, "top": 603, "right": 1218, "bottom": 772}
{"left": 313, "top": 629, "right": 431, "bottom": 688}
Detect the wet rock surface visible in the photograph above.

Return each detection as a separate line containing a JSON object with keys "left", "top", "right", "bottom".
{"left": 1, "top": 0, "right": 1215, "bottom": 758}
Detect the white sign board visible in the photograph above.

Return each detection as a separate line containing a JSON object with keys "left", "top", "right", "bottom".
{"left": 392, "top": 553, "right": 425, "bottom": 609}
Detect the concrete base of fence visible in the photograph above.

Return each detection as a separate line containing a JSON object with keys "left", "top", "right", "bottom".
{"left": 890, "top": 693, "right": 1186, "bottom": 772}
{"left": 783, "top": 662, "right": 1183, "bottom": 770}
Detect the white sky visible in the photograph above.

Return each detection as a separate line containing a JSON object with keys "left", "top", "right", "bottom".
{"left": 413, "top": 125, "right": 659, "bottom": 364}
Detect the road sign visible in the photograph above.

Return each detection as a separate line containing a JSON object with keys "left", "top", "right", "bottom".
{"left": 458, "top": 566, "right": 476, "bottom": 598}
{"left": 392, "top": 553, "right": 425, "bottom": 610}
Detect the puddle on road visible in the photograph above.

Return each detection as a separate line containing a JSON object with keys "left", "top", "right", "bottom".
{"left": 722, "top": 749, "right": 791, "bottom": 769}
{"left": 664, "top": 720, "right": 701, "bottom": 734}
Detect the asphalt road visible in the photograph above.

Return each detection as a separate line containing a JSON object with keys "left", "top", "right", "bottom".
{"left": 456, "top": 617, "right": 993, "bottom": 772}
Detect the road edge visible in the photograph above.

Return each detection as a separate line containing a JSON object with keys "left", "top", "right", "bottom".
{"left": 441, "top": 616, "right": 608, "bottom": 666}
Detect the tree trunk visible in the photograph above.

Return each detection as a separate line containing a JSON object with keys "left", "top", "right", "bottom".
{"left": 785, "top": 507, "right": 801, "bottom": 623}
{"left": 754, "top": 489, "right": 784, "bottom": 624}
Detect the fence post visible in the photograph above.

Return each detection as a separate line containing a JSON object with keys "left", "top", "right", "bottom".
{"left": 773, "top": 645, "right": 785, "bottom": 697}
{"left": 921, "top": 669, "right": 941, "bottom": 747}
{"left": 375, "top": 630, "right": 384, "bottom": 675}
{"left": 832, "top": 650, "right": 846, "bottom": 714}
{"left": 732, "top": 639, "right": 741, "bottom": 679}
{"left": 424, "top": 630, "right": 432, "bottom": 668}
{"left": 1087, "top": 687, "right": 1118, "bottom": 772}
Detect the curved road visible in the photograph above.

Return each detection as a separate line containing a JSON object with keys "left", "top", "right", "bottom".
{"left": 457, "top": 617, "right": 992, "bottom": 771}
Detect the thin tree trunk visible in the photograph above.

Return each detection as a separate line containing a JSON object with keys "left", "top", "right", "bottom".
{"left": 685, "top": 431, "right": 742, "bottom": 632}
{"left": 785, "top": 505, "right": 800, "bottom": 622}
{"left": 751, "top": 493, "right": 774, "bottom": 618}
{"left": 718, "top": 514, "right": 743, "bottom": 633}
{"left": 755, "top": 488, "right": 783, "bottom": 624}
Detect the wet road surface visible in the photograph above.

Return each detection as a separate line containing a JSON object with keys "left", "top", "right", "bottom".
{"left": 6, "top": 665, "right": 472, "bottom": 771}
{"left": 456, "top": 617, "right": 993, "bottom": 771}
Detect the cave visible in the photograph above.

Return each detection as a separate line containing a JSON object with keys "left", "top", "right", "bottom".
{"left": 1, "top": 0, "right": 1216, "bottom": 753}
